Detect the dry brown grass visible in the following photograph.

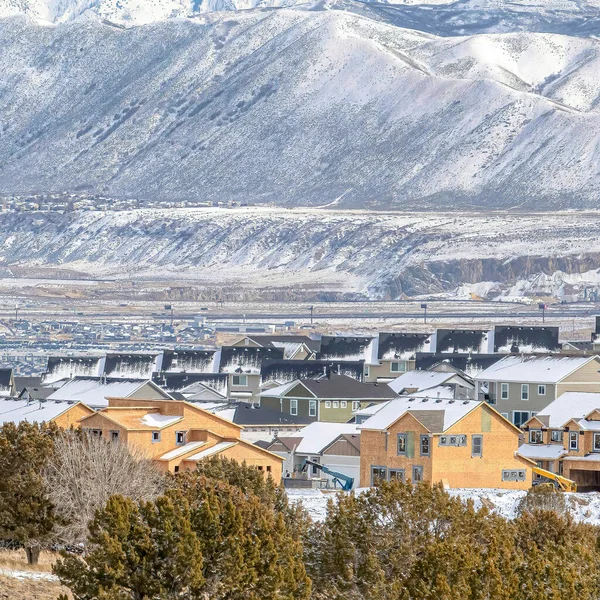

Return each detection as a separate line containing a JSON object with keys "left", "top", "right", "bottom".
{"left": 0, "top": 549, "right": 72, "bottom": 599}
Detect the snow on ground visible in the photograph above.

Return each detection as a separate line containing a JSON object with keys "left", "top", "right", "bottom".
{"left": 0, "top": 568, "right": 58, "bottom": 581}
{"left": 288, "top": 487, "right": 600, "bottom": 524}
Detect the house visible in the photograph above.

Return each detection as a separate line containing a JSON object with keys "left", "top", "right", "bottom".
{"left": 366, "top": 332, "right": 434, "bottom": 382}
{"left": 230, "top": 335, "right": 320, "bottom": 360}
{"left": 0, "top": 397, "right": 94, "bottom": 428}
{"left": 474, "top": 355, "right": 600, "bottom": 426}
{"left": 0, "top": 368, "right": 15, "bottom": 397}
{"left": 267, "top": 422, "right": 360, "bottom": 489}
{"left": 388, "top": 369, "right": 474, "bottom": 400}
{"left": 77, "top": 397, "right": 283, "bottom": 477}
{"left": 521, "top": 392, "right": 600, "bottom": 488}
{"left": 358, "top": 397, "right": 534, "bottom": 489}
{"left": 416, "top": 353, "right": 507, "bottom": 377}
{"left": 43, "top": 355, "right": 105, "bottom": 384}
{"left": 219, "top": 346, "right": 285, "bottom": 399}
{"left": 205, "top": 402, "right": 312, "bottom": 442}
{"left": 259, "top": 372, "right": 397, "bottom": 423}
{"left": 46, "top": 376, "right": 173, "bottom": 409}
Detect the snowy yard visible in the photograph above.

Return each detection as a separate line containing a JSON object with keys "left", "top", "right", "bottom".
{"left": 288, "top": 487, "right": 600, "bottom": 524}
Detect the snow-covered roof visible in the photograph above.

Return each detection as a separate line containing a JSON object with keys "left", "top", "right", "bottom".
{"left": 576, "top": 419, "right": 600, "bottom": 431}
{"left": 159, "top": 441, "right": 206, "bottom": 461}
{"left": 358, "top": 397, "right": 480, "bottom": 432}
{"left": 562, "top": 454, "right": 600, "bottom": 462}
{"left": 293, "top": 422, "right": 360, "bottom": 455}
{"left": 185, "top": 441, "right": 238, "bottom": 461}
{"left": 388, "top": 371, "right": 460, "bottom": 394}
{"left": 47, "top": 377, "right": 158, "bottom": 408}
{"left": 517, "top": 443, "right": 567, "bottom": 460}
{"left": 353, "top": 401, "right": 390, "bottom": 418}
{"left": 140, "top": 413, "right": 181, "bottom": 428}
{"left": 0, "top": 398, "right": 82, "bottom": 426}
{"left": 475, "top": 355, "right": 597, "bottom": 384}
{"left": 529, "top": 392, "right": 600, "bottom": 428}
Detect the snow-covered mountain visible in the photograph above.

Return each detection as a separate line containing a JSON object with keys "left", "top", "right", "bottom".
{"left": 1, "top": 207, "right": 599, "bottom": 300}
{"left": 0, "top": 1, "right": 599, "bottom": 209}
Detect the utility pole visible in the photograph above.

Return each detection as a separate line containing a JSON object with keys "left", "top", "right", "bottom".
{"left": 538, "top": 302, "right": 546, "bottom": 323}
{"left": 421, "top": 303, "right": 428, "bottom": 324}
{"left": 309, "top": 305, "right": 314, "bottom": 325}
{"left": 14, "top": 304, "right": 18, "bottom": 323}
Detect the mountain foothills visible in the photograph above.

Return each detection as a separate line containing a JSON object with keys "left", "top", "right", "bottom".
{"left": 1, "top": 0, "right": 600, "bottom": 209}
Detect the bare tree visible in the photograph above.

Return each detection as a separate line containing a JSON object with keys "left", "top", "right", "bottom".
{"left": 44, "top": 431, "right": 165, "bottom": 544}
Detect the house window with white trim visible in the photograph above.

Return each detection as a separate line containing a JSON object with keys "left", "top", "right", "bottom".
{"left": 309, "top": 400, "right": 317, "bottom": 418}
{"left": 333, "top": 401, "right": 339, "bottom": 408}
{"left": 352, "top": 401, "right": 361, "bottom": 411}
{"left": 538, "top": 384, "right": 546, "bottom": 396}
{"left": 521, "top": 384, "right": 529, "bottom": 401}
{"left": 594, "top": 433, "right": 600, "bottom": 452}
{"left": 325, "top": 401, "right": 331, "bottom": 408}
{"left": 341, "top": 401, "right": 347, "bottom": 408}
{"left": 290, "top": 399, "right": 298, "bottom": 416}
{"left": 529, "top": 429, "right": 543, "bottom": 444}
{"left": 513, "top": 411, "right": 531, "bottom": 428}
{"left": 569, "top": 431, "right": 578, "bottom": 451}
{"left": 500, "top": 383, "right": 509, "bottom": 400}
{"left": 232, "top": 374, "right": 248, "bottom": 387}
{"left": 550, "top": 430, "right": 563, "bottom": 443}
{"left": 364, "top": 366, "right": 370, "bottom": 377}
{"left": 390, "top": 361, "right": 407, "bottom": 373}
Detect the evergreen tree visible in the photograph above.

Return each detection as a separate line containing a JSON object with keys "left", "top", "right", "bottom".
{"left": 0, "top": 421, "right": 58, "bottom": 564}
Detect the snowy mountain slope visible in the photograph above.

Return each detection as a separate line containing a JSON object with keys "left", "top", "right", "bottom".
{"left": 1, "top": 12, "right": 600, "bottom": 208}
{"left": 0, "top": 208, "right": 599, "bottom": 299}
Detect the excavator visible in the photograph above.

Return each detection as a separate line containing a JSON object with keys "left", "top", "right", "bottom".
{"left": 300, "top": 459, "right": 354, "bottom": 491}
{"left": 532, "top": 466, "right": 577, "bottom": 492}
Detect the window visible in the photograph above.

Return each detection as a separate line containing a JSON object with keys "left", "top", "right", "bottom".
{"left": 333, "top": 401, "right": 339, "bottom": 408}
{"left": 325, "top": 401, "right": 331, "bottom": 408}
{"left": 538, "top": 384, "right": 546, "bottom": 396}
{"left": 88, "top": 429, "right": 102, "bottom": 438}
{"left": 569, "top": 431, "right": 578, "bottom": 451}
{"left": 152, "top": 431, "right": 161, "bottom": 443}
{"left": 513, "top": 411, "right": 531, "bottom": 428}
{"left": 472, "top": 434, "right": 483, "bottom": 458}
{"left": 175, "top": 431, "right": 185, "bottom": 445}
{"left": 371, "top": 466, "right": 387, "bottom": 486}
{"left": 551, "top": 430, "right": 563, "bottom": 443}
{"left": 439, "top": 435, "right": 467, "bottom": 447}
{"left": 501, "top": 412, "right": 509, "bottom": 419}
{"left": 174, "top": 465, "right": 180, "bottom": 473}
{"left": 232, "top": 374, "right": 248, "bottom": 387}
{"left": 521, "top": 384, "right": 529, "bottom": 401}
{"left": 352, "top": 401, "right": 361, "bottom": 411}
{"left": 412, "top": 466, "right": 423, "bottom": 483}
{"left": 309, "top": 400, "right": 317, "bottom": 417}
{"left": 397, "top": 433, "right": 407, "bottom": 455}
{"left": 364, "top": 366, "right": 370, "bottom": 377}
{"left": 594, "top": 434, "right": 600, "bottom": 452}
{"left": 266, "top": 465, "right": 272, "bottom": 472}
{"left": 388, "top": 469, "right": 405, "bottom": 482}
{"left": 257, "top": 465, "right": 263, "bottom": 471}
{"left": 341, "top": 401, "right": 347, "bottom": 408}
{"left": 500, "top": 383, "right": 509, "bottom": 400}
{"left": 529, "top": 430, "right": 543, "bottom": 444}
{"left": 290, "top": 399, "right": 298, "bottom": 416}
{"left": 420, "top": 435, "right": 430, "bottom": 457}
{"left": 110, "top": 430, "right": 119, "bottom": 441}
{"left": 502, "top": 469, "right": 527, "bottom": 482}
{"left": 391, "top": 361, "right": 407, "bottom": 373}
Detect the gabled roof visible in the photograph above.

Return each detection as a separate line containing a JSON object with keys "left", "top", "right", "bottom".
{"left": 293, "top": 422, "right": 360, "bottom": 455}
{"left": 388, "top": 370, "right": 473, "bottom": 395}
{"left": 241, "top": 335, "right": 321, "bottom": 353}
{"left": 474, "top": 355, "right": 599, "bottom": 384}
{"left": 0, "top": 398, "right": 92, "bottom": 426}
{"left": 80, "top": 408, "right": 183, "bottom": 431}
{"left": 358, "top": 397, "right": 481, "bottom": 433}
{"left": 523, "top": 392, "right": 600, "bottom": 429}
{"left": 47, "top": 377, "right": 171, "bottom": 408}
{"left": 415, "top": 353, "right": 508, "bottom": 377}
{"left": 0, "top": 369, "right": 14, "bottom": 394}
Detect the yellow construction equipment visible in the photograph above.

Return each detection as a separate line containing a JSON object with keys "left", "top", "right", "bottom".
{"left": 532, "top": 466, "right": 577, "bottom": 492}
